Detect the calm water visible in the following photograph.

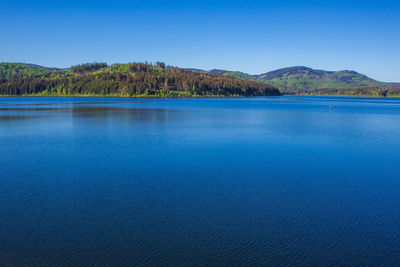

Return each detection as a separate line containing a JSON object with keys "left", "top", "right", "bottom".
{"left": 1, "top": 96, "right": 400, "bottom": 266}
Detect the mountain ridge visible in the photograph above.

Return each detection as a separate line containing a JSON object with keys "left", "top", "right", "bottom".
{"left": 1, "top": 62, "right": 399, "bottom": 96}
{"left": 205, "top": 66, "right": 399, "bottom": 95}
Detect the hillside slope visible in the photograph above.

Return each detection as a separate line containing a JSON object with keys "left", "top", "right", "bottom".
{"left": 256, "top": 66, "right": 383, "bottom": 90}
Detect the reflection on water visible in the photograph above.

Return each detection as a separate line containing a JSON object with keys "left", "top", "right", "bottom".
{"left": 1, "top": 96, "right": 400, "bottom": 266}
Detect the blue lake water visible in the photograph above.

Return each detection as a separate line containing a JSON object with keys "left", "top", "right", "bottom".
{"left": 0, "top": 96, "right": 400, "bottom": 266}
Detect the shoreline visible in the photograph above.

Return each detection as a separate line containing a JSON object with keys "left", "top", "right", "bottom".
{"left": 1, "top": 94, "right": 399, "bottom": 98}
{"left": 0, "top": 94, "right": 280, "bottom": 98}
{"left": 285, "top": 94, "right": 400, "bottom": 98}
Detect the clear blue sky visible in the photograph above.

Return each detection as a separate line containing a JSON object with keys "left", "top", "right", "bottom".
{"left": 1, "top": 0, "right": 399, "bottom": 81}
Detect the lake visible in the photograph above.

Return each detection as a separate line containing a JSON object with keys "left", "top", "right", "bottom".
{"left": 1, "top": 96, "right": 400, "bottom": 266}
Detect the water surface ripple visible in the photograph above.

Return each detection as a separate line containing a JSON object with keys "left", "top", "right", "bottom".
{"left": 1, "top": 96, "right": 400, "bottom": 266}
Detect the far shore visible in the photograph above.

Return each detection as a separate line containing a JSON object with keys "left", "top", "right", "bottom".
{"left": 1, "top": 94, "right": 399, "bottom": 98}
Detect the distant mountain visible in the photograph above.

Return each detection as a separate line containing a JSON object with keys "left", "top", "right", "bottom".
{"left": 212, "top": 66, "right": 399, "bottom": 96}
{"left": 209, "top": 70, "right": 261, "bottom": 82}
{"left": 255, "top": 66, "right": 384, "bottom": 91}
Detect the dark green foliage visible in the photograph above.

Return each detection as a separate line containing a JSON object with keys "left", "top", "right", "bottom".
{"left": 296, "top": 86, "right": 400, "bottom": 97}
{"left": 0, "top": 62, "right": 281, "bottom": 97}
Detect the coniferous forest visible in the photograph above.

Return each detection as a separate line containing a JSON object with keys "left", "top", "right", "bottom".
{"left": 0, "top": 62, "right": 281, "bottom": 97}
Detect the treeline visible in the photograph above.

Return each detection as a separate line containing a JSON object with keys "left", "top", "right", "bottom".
{"left": 129, "top": 62, "right": 166, "bottom": 72}
{"left": 0, "top": 62, "right": 281, "bottom": 97}
{"left": 71, "top": 63, "right": 108, "bottom": 74}
{"left": 294, "top": 86, "right": 400, "bottom": 97}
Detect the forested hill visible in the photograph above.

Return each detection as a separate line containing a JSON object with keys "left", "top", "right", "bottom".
{"left": 215, "top": 66, "right": 400, "bottom": 96}
{"left": 0, "top": 63, "right": 281, "bottom": 97}
{"left": 3, "top": 62, "right": 397, "bottom": 97}
{"left": 0, "top": 63, "right": 63, "bottom": 79}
